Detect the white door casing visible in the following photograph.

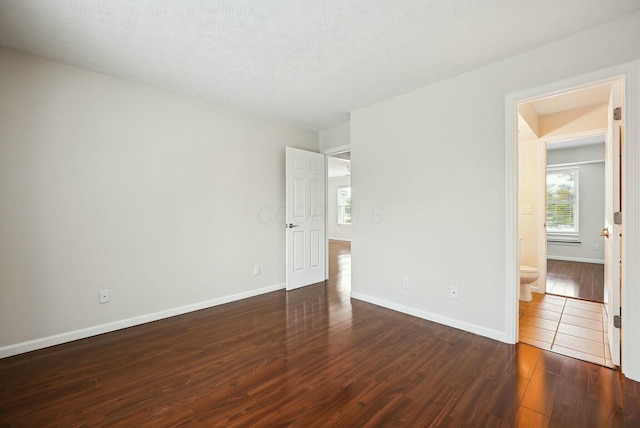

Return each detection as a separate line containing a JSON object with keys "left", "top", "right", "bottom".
{"left": 506, "top": 63, "right": 640, "bottom": 381}
{"left": 604, "top": 82, "right": 622, "bottom": 366}
{"left": 285, "top": 147, "right": 326, "bottom": 291}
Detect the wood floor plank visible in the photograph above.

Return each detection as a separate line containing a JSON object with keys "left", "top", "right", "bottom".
{"left": 514, "top": 406, "right": 550, "bottom": 427}
{"left": 547, "top": 260, "right": 604, "bottom": 303}
{"left": 1, "top": 240, "right": 637, "bottom": 426}
{"left": 521, "top": 368, "right": 563, "bottom": 416}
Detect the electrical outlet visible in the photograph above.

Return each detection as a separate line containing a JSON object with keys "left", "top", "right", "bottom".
{"left": 402, "top": 276, "right": 410, "bottom": 289}
{"left": 593, "top": 243, "right": 600, "bottom": 251}
{"left": 450, "top": 285, "right": 459, "bottom": 299}
{"left": 253, "top": 265, "right": 260, "bottom": 276}
{"left": 99, "top": 289, "right": 109, "bottom": 304}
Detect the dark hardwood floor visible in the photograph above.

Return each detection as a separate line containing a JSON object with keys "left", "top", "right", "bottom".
{"left": 1, "top": 241, "right": 639, "bottom": 426}
{"left": 546, "top": 259, "right": 605, "bottom": 303}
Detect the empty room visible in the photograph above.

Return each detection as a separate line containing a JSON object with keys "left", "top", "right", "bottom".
{"left": 1, "top": 1, "right": 640, "bottom": 426}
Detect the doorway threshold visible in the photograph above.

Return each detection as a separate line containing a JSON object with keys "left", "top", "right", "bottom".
{"left": 519, "top": 293, "right": 615, "bottom": 368}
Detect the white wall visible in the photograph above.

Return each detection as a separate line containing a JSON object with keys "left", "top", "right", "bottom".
{"left": 350, "top": 13, "right": 640, "bottom": 341}
{"left": 319, "top": 123, "right": 350, "bottom": 152}
{"left": 0, "top": 48, "right": 318, "bottom": 353}
{"left": 327, "top": 176, "right": 352, "bottom": 241}
{"left": 547, "top": 145, "right": 605, "bottom": 262}
{"left": 548, "top": 143, "right": 604, "bottom": 164}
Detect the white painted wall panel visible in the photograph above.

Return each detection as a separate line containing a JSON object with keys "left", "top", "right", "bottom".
{"left": 0, "top": 48, "right": 318, "bottom": 349}
{"left": 351, "top": 13, "right": 640, "bottom": 340}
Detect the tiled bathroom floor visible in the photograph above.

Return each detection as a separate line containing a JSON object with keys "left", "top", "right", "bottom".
{"left": 519, "top": 293, "right": 614, "bottom": 367}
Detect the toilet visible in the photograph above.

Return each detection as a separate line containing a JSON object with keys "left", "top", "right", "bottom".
{"left": 519, "top": 265, "right": 538, "bottom": 302}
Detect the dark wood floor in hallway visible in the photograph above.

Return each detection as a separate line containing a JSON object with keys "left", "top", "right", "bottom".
{"left": 1, "top": 241, "right": 639, "bottom": 426}
{"left": 547, "top": 259, "right": 604, "bottom": 303}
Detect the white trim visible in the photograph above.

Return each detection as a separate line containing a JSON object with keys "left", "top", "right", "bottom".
{"left": 547, "top": 255, "right": 604, "bottom": 264}
{"left": 544, "top": 129, "right": 608, "bottom": 145}
{"left": 548, "top": 159, "right": 604, "bottom": 168}
{"left": 351, "top": 292, "right": 507, "bottom": 343}
{"left": 0, "top": 282, "right": 285, "bottom": 359}
{"left": 321, "top": 144, "right": 351, "bottom": 155}
{"left": 328, "top": 237, "right": 351, "bottom": 242}
{"left": 538, "top": 140, "right": 548, "bottom": 294}
{"left": 506, "top": 61, "right": 640, "bottom": 382}
{"left": 324, "top": 154, "right": 329, "bottom": 280}
{"left": 505, "top": 93, "right": 519, "bottom": 344}
{"left": 622, "top": 62, "right": 640, "bottom": 381}
{"left": 530, "top": 283, "right": 544, "bottom": 294}
{"left": 547, "top": 238, "right": 580, "bottom": 245}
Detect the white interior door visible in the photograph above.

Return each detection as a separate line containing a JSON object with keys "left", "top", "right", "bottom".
{"left": 604, "top": 82, "right": 622, "bottom": 366}
{"left": 285, "top": 147, "right": 326, "bottom": 291}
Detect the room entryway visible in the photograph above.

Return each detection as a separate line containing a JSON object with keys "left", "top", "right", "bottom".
{"left": 513, "top": 76, "right": 624, "bottom": 368}
{"left": 326, "top": 150, "right": 351, "bottom": 295}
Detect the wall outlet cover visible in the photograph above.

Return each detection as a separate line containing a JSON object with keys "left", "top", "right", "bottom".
{"left": 450, "top": 285, "right": 459, "bottom": 299}
{"left": 402, "top": 276, "right": 410, "bottom": 289}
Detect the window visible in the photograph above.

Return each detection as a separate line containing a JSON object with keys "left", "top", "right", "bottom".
{"left": 337, "top": 186, "right": 351, "bottom": 225}
{"left": 546, "top": 168, "right": 579, "bottom": 236}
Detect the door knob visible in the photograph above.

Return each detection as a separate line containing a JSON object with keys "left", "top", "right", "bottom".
{"left": 287, "top": 223, "right": 300, "bottom": 229}
{"left": 601, "top": 227, "right": 610, "bottom": 238}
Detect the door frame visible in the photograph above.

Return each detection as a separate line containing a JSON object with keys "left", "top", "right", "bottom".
{"left": 504, "top": 61, "right": 640, "bottom": 380}
{"left": 538, "top": 130, "right": 607, "bottom": 297}
{"left": 322, "top": 144, "right": 352, "bottom": 281}
{"left": 537, "top": 140, "right": 547, "bottom": 295}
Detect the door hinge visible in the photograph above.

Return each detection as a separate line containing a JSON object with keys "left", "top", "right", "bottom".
{"left": 614, "top": 212, "right": 622, "bottom": 225}
{"left": 614, "top": 310, "right": 621, "bottom": 329}
{"left": 613, "top": 107, "right": 622, "bottom": 121}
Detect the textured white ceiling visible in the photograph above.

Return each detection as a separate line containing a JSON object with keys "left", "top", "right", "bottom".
{"left": 1, "top": 1, "right": 639, "bottom": 131}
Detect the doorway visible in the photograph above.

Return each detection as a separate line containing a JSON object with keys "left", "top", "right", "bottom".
{"left": 514, "top": 78, "right": 622, "bottom": 367}
{"left": 326, "top": 151, "right": 352, "bottom": 295}
{"left": 545, "top": 135, "right": 606, "bottom": 303}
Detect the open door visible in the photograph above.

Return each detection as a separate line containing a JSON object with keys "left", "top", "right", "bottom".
{"left": 285, "top": 147, "right": 326, "bottom": 291}
{"left": 603, "top": 81, "right": 622, "bottom": 366}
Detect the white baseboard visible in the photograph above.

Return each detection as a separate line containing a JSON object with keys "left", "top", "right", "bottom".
{"left": 328, "top": 237, "right": 351, "bottom": 242}
{"left": 0, "top": 283, "right": 285, "bottom": 359}
{"left": 530, "top": 283, "right": 543, "bottom": 293}
{"left": 547, "top": 255, "right": 605, "bottom": 264}
{"left": 350, "top": 291, "right": 507, "bottom": 343}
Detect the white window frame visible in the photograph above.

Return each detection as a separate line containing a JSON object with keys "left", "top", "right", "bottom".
{"left": 546, "top": 166, "right": 579, "bottom": 242}
{"left": 337, "top": 185, "right": 351, "bottom": 226}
